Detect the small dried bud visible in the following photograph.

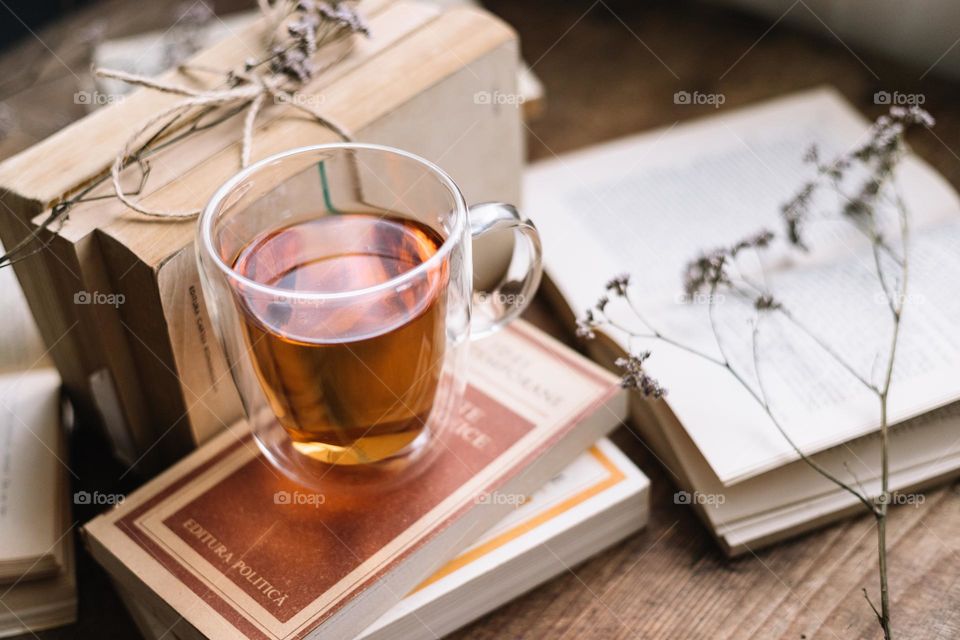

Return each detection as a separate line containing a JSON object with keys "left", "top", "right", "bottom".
{"left": 605, "top": 274, "right": 630, "bottom": 297}
{"left": 781, "top": 182, "right": 815, "bottom": 251}
{"left": 288, "top": 13, "right": 321, "bottom": 56}
{"left": 615, "top": 353, "right": 666, "bottom": 398}
{"left": 683, "top": 250, "right": 728, "bottom": 296}
{"left": 595, "top": 295, "right": 609, "bottom": 312}
{"left": 890, "top": 105, "right": 934, "bottom": 127}
{"left": 270, "top": 46, "right": 315, "bottom": 83}
{"left": 843, "top": 198, "right": 870, "bottom": 219}
{"left": 754, "top": 294, "right": 780, "bottom": 311}
{"left": 316, "top": 1, "right": 370, "bottom": 36}
{"left": 731, "top": 229, "right": 775, "bottom": 256}
{"left": 575, "top": 316, "right": 596, "bottom": 340}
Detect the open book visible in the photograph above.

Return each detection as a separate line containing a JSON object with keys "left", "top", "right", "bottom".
{"left": 527, "top": 86, "right": 960, "bottom": 553}
{"left": 0, "top": 254, "right": 76, "bottom": 636}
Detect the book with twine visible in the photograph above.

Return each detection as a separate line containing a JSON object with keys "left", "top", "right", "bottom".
{"left": 0, "top": 0, "right": 523, "bottom": 472}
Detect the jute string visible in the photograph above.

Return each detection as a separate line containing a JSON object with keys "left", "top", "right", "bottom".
{"left": 95, "top": 24, "right": 353, "bottom": 219}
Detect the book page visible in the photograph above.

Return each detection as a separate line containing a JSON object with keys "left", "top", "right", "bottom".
{"left": 659, "top": 394, "right": 960, "bottom": 527}
{"left": 526, "top": 87, "right": 960, "bottom": 484}
{"left": 0, "top": 252, "right": 50, "bottom": 374}
{"left": 657, "top": 391, "right": 960, "bottom": 553}
{"left": 0, "top": 370, "right": 62, "bottom": 571}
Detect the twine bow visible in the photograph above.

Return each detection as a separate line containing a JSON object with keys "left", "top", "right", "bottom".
{"left": 97, "top": 0, "right": 362, "bottom": 220}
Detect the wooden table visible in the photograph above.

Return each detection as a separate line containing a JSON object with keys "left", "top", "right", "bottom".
{"left": 2, "top": 1, "right": 959, "bottom": 638}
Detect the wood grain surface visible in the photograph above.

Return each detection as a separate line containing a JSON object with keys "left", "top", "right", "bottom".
{"left": 1, "top": 0, "right": 958, "bottom": 638}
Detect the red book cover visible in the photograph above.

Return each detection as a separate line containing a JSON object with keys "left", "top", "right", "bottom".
{"left": 84, "top": 321, "right": 625, "bottom": 639}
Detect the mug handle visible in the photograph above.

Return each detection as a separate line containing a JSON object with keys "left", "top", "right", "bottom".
{"left": 468, "top": 202, "right": 543, "bottom": 339}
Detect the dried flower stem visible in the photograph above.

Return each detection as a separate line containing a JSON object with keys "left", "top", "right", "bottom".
{"left": 0, "top": 1, "right": 369, "bottom": 265}
{"left": 593, "top": 287, "right": 880, "bottom": 514}
{"left": 581, "top": 107, "right": 932, "bottom": 639}
{"left": 706, "top": 281, "right": 882, "bottom": 514}
{"left": 730, "top": 275, "right": 878, "bottom": 392}
{"left": 871, "top": 183, "right": 910, "bottom": 639}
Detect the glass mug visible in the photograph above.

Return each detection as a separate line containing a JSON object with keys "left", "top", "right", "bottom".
{"left": 197, "top": 143, "right": 542, "bottom": 488}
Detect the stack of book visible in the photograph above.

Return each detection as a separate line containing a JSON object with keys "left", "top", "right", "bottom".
{"left": 0, "top": 259, "right": 76, "bottom": 637}
{"left": 0, "top": 0, "right": 527, "bottom": 471}
{"left": 528, "top": 86, "right": 960, "bottom": 554}
{"left": 85, "top": 322, "right": 649, "bottom": 638}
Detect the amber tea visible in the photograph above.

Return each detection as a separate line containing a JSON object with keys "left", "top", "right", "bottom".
{"left": 232, "top": 213, "right": 449, "bottom": 465}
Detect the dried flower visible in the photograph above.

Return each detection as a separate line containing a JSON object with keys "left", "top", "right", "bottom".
{"left": 315, "top": 1, "right": 370, "bottom": 36}
{"left": 615, "top": 353, "right": 666, "bottom": 398}
{"left": 780, "top": 105, "right": 932, "bottom": 253}
{"left": 684, "top": 230, "right": 774, "bottom": 296}
{"left": 605, "top": 274, "right": 630, "bottom": 297}
{"left": 575, "top": 313, "right": 597, "bottom": 339}
{"left": 781, "top": 183, "right": 814, "bottom": 250}
{"left": 754, "top": 293, "right": 780, "bottom": 311}
{"left": 683, "top": 249, "right": 728, "bottom": 296}
{"left": 288, "top": 12, "right": 321, "bottom": 56}
{"left": 843, "top": 197, "right": 871, "bottom": 219}
{"left": 587, "top": 105, "right": 933, "bottom": 638}
{"left": 270, "top": 46, "right": 315, "bottom": 83}
{"left": 4, "top": 1, "right": 376, "bottom": 263}
{"left": 575, "top": 324, "right": 595, "bottom": 340}
{"left": 730, "top": 229, "right": 775, "bottom": 257}
{"left": 269, "top": 0, "right": 370, "bottom": 83}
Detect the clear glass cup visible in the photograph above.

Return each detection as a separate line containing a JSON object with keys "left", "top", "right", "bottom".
{"left": 196, "top": 143, "right": 541, "bottom": 489}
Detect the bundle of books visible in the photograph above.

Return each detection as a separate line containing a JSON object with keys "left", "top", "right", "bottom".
{"left": 528, "top": 87, "right": 960, "bottom": 554}
{"left": 85, "top": 322, "right": 649, "bottom": 639}
{"left": 0, "top": 260, "right": 76, "bottom": 637}
{"left": 0, "top": 0, "right": 527, "bottom": 473}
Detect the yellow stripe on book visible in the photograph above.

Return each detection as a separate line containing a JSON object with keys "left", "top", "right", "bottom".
{"left": 414, "top": 445, "right": 627, "bottom": 591}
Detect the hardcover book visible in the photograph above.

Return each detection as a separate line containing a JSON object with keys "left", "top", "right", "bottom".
{"left": 114, "top": 438, "right": 649, "bottom": 640}
{"left": 84, "top": 321, "right": 627, "bottom": 639}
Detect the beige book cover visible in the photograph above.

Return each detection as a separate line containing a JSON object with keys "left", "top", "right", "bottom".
{"left": 83, "top": 321, "right": 626, "bottom": 639}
